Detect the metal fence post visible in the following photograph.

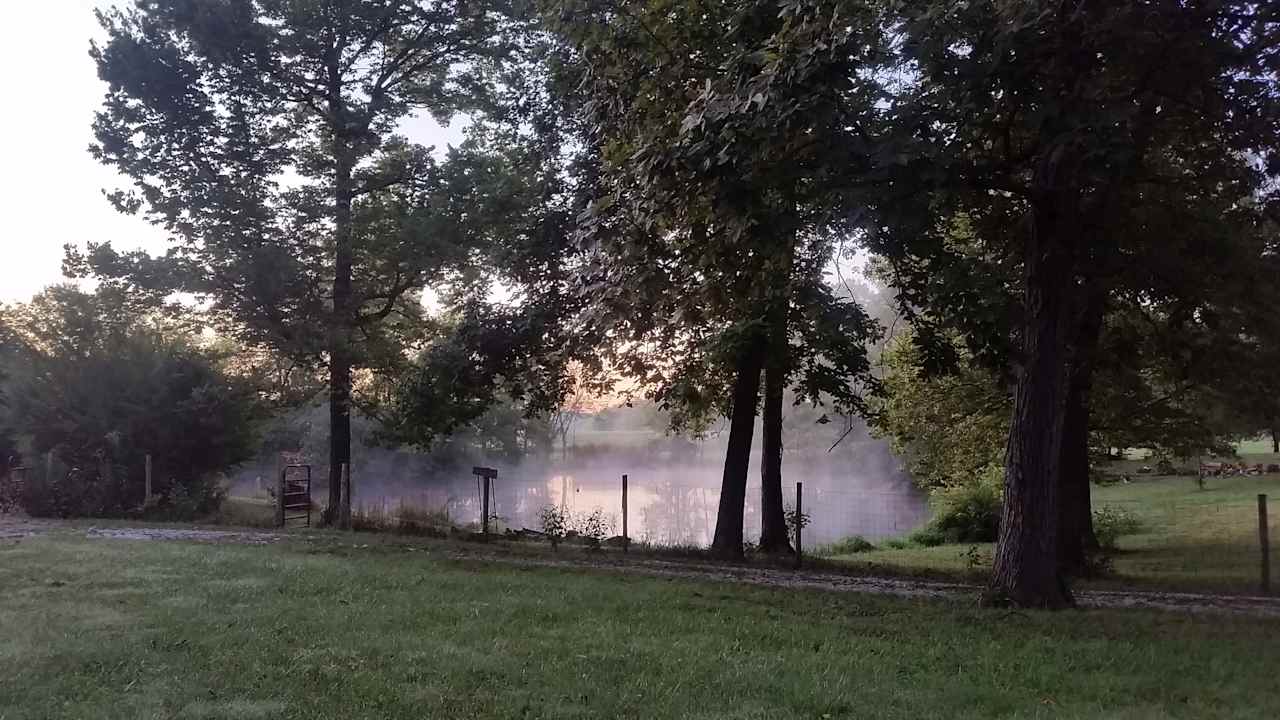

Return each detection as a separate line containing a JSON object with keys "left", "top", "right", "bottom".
{"left": 1260, "top": 494, "right": 1271, "bottom": 595}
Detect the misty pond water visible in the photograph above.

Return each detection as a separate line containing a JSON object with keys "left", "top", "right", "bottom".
{"left": 282, "top": 436, "right": 932, "bottom": 548}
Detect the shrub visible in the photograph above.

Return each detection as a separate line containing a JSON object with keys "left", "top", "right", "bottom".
{"left": 7, "top": 288, "right": 260, "bottom": 519}
{"left": 1092, "top": 505, "right": 1144, "bottom": 550}
{"left": 925, "top": 466, "right": 1003, "bottom": 544}
{"left": 540, "top": 505, "right": 569, "bottom": 549}
{"left": 142, "top": 474, "right": 227, "bottom": 521}
{"left": 907, "top": 524, "right": 949, "bottom": 547}
{"left": 783, "top": 502, "right": 811, "bottom": 546}
{"left": 572, "top": 508, "right": 614, "bottom": 548}
{"left": 817, "top": 535, "right": 876, "bottom": 556}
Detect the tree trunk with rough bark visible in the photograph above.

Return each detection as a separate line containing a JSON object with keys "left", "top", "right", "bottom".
{"left": 758, "top": 216, "right": 795, "bottom": 554}
{"left": 1058, "top": 375, "right": 1097, "bottom": 575}
{"left": 1058, "top": 287, "right": 1105, "bottom": 575}
{"left": 986, "top": 145, "right": 1080, "bottom": 609}
{"left": 759, "top": 362, "right": 793, "bottom": 553}
{"left": 711, "top": 338, "right": 765, "bottom": 557}
{"left": 326, "top": 132, "right": 355, "bottom": 526}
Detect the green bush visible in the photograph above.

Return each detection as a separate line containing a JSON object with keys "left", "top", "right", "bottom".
{"left": 924, "top": 466, "right": 1003, "bottom": 544}
{"left": 907, "top": 524, "right": 949, "bottom": 547}
{"left": 540, "top": 505, "right": 569, "bottom": 549}
{"left": 1093, "top": 505, "right": 1144, "bottom": 550}
{"left": 7, "top": 287, "right": 260, "bottom": 520}
{"left": 818, "top": 535, "right": 876, "bottom": 556}
{"left": 571, "top": 508, "right": 613, "bottom": 548}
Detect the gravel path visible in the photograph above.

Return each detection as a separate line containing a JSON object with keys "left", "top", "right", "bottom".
{"left": 455, "top": 552, "right": 1280, "bottom": 618}
{"left": 7, "top": 515, "right": 1279, "bottom": 618}
{"left": 85, "top": 527, "right": 283, "bottom": 544}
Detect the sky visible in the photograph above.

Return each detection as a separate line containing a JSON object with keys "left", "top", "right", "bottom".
{"left": 0, "top": 1, "right": 463, "bottom": 305}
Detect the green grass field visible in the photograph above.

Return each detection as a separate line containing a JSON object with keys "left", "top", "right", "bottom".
{"left": 826, "top": 456, "right": 1280, "bottom": 594}
{"left": 3, "top": 534, "right": 1280, "bottom": 719}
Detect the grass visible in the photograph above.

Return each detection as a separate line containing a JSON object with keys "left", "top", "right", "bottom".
{"left": 3, "top": 534, "right": 1280, "bottom": 719}
{"left": 823, "top": 457, "right": 1280, "bottom": 594}
{"left": 207, "top": 496, "right": 278, "bottom": 528}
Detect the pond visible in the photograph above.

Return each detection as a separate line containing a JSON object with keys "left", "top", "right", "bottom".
{"left": 346, "top": 449, "right": 930, "bottom": 548}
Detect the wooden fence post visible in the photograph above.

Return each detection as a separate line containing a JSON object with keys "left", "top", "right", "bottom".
{"left": 144, "top": 454, "right": 152, "bottom": 500}
{"left": 1260, "top": 494, "right": 1271, "bottom": 595}
{"left": 622, "top": 474, "right": 629, "bottom": 553}
{"left": 339, "top": 463, "right": 351, "bottom": 530}
{"left": 794, "top": 481, "right": 803, "bottom": 570}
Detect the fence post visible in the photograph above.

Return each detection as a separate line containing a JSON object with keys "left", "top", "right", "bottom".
{"left": 622, "top": 474, "right": 629, "bottom": 553}
{"left": 274, "top": 466, "right": 285, "bottom": 528}
{"left": 339, "top": 463, "right": 351, "bottom": 530}
{"left": 144, "top": 453, "right": 152, "bottom": 500}
{"left": 794, "top": 481, "right": 803, "bottom": 570}
{"left": 482, "top": 475, "right": 490, "bottom": 535}
{"left": 1260, "top": 494, "right": 1271, "bottom": 595}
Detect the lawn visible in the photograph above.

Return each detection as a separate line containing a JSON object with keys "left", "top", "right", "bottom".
{"left": 3, "top": 534, "right": 1280, "bottom": 719}
{"left": 824, "top": 460, "right": 1280, "bottom": 595}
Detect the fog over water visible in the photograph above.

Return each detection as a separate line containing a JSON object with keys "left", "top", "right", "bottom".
{"left": 235, "top": 407, "right": 930, "bottom": 547}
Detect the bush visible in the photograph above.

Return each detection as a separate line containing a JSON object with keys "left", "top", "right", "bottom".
{"left": 818, "top": 535, "right": 877, "bottom": 556}
{"left": 783, "top": 502, "right": 811, "bottom": 547}
{"left": 925, "top": 466, "right": 1003, "bottom": 544}
{"left": 6, "top": 287, "right": 260, "bottom": 520}
{"left": 1093, "top": 505, "right": 1144, "bottom": 550}
{"left": 572, "top": 508, "right": 614, "bottom": 548}
{"left": 907, "top": 524, "right": 949, "bottom": 547}
{"left": 540, "top": 505, "right": 569, "bottom": 549}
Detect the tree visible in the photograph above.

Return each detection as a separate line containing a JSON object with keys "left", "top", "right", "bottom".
{"left": 4, "top": 286, "right": 260, "bottom": 518}
{"left": 875, "top": 332, "right": 1010, "bottom": 492}
{"left": 550, "top": 0, "right": 883, "bottom": 556}
{"left": 373, "top": 30, "right": 595, "bottom": 454}
{"left": 0, "top": 312, "right": 19, "bottom": 473}
{"left": 78, "top": 0, "right": 511, "bottom": 522}
{"left": 874, "top": 1, "right": 1279, "bottom": 606}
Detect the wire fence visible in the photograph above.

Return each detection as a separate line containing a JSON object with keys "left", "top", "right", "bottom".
{"left": 345, "top": 472, "right": 1278, "bottom": 594}
{"left": 1090, "top": 494, "right": 1275, "bottom": 593}
{"left": 349, "top": 473, "right": 930, "bottom": 550}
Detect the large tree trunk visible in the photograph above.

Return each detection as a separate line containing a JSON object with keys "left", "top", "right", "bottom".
{"left": 759, "top": 362, "right": 793, "bottom": 553}
{"left": 711, "top": 338, "right": 765, "bottom": 557}
{"left": 1057, "top": 375, "right": 1097, "bottom": 574}
{"left": 986, "top": 145, "right": 1080, "bottom": 609}
{"left": 1058, "top": 287, "right": 1105, "bottom": 575}
{"left": 1271, "top": 425, "right": 1278, "bottom": 454}
{"left": 758, "top": 215, "right": 796, "bottom": 554}
{"left": 326, "top": 140, "right": 355, "bottom": 525}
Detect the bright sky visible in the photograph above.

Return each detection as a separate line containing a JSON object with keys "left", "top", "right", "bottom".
{"left": 0, "top": 1, "right": 463, "bottom": 305}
